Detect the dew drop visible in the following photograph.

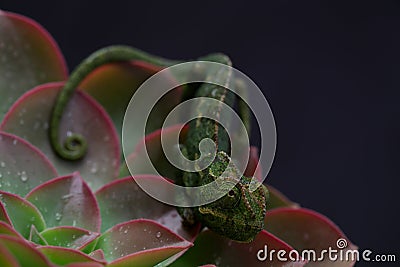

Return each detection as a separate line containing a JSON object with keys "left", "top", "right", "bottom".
{"left": 156, "top": 231, "right": 162, "bottom": 238}
{"left": 20, "top": 171, "right": 28, "bottom": 182}
{"left": 0, "top": 162, "right": 5, "bottom": 168}
{"left": 55, "top": 212, "right": 62, "bottom": 221}
{"left": 124, "top": 229, "right": 128, "bottom": 234}
{"left": 90, "top": 163, "right": 98, "bottom": 174}
{"left": 12, "top": 139, "right": 18, "bottom": 145}
{"left": 61, "top": 193, "right": 73, "bottom": 200}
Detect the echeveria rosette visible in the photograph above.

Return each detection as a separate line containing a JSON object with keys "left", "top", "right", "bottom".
{"left": 0, "top": 144, "right": 194, "bottom": 266}
{"left": 0, "top": 9, "right": 357, "bottom": 267}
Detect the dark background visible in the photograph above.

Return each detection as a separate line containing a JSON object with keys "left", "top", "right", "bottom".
{"left": 2, "top": 1, "right": 399, "bottom": 265}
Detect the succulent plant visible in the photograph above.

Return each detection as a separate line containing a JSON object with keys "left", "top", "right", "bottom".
{"left": 0, "top": 10, "right": 357, "bottom": 267}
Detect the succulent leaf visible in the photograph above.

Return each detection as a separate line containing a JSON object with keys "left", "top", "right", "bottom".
{"left": 0, "top": 11, "right": 68, "bottom": 121}
{"left": 29, "top": 225, "right": 47, "bottom": 246}
{"left": 120, "top": 124, "right": 188, "bottom": 180}
{"left": 0, "top": 221, "right": 21, "bottom": 238}
{"left": 96, "top": 176, "right": 200, "bottom": 241}
{"left": 0, "top": 234, "right": 52, "bottom": 267}
{"left": 170, "top": 229, "right": 306, "bottom": 267}
{"left": 0, "top": 132, "right": 57, "bottom": 196}
{"left": 243, "top": 146, "right": 263, "bottom": 180}
{"left": 79, "top": 60, "right": 183, "bottom": 156}
{"left": 94, "top": 219, "right": 192, "bottom": 266}
{"left": 88, "top": 249, "right": 106, "bottom": 261}
{"left": 266, "top": 185, "right": 299, "bottom": 210}
{"left": 0, "top": 191, "right": 46, "bottom": 239}
{"left": 38, "top": 246, "right": 106, "bottom": 266}
{"left": 40, "top": 226, "right": 99, "bottom": 250}
{"left": 26, "top": 172, "right": 101, "bottom": 232}
{"left": 1, "top": 83, "right": 120, "bottom": 191}
{"left": 264, "top": 208, "right": 357, "bottom": 266}
{"left": 0, "top": 241, "right": 20, "bottom": 267}
{"left": 0, "top": 202, "right": 12, "bottom": 225}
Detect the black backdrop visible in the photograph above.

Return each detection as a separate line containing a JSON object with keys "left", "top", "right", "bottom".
{"left": 2, "top": 1, "right": 399, "bottom": 265}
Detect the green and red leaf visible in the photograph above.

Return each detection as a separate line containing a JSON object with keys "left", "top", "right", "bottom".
{"left": 264, "top": 208, "right": 357, "bottom": 266}
{"left": 1, "top": 83, "right": 120, "bottom": 191}
{"left": 120, "top": 124, "right": 188, "bottom": 180}
{"left": 0, "top": 132, "right": 57, "bottom": 196}
{"left": 171, "top": 229, "right": 306, "bottom": 267}
{"left": 41, "top": 226, "right": 99, "bottom": 250}
{"left": 95, "top": 219, "right": 192, "bottom": 266}
{"left": 0, "top": 202, "right": 12, "bottom": 225}
{"left": 0, "top": 11, "right": 67, "bottom": 121}
{"left": 79, "top": 60, "right": 183, "bottom": 155}
{"left": 96, "top": 176, "right": 200, "bottom": 241}
{"left": 266, "top": 185, "right": 299, "bottom": 210}
{"left": 38, "top": 246, "right": 106, "bottom": 266}
{"left": 0, "top": 191, "right": 46, "bottom": 239}
{"left": 0, "top": 234, "right": 52, "bottom": 267}
{"left": 0, "top": 221, "right": 21, "bottom": 238}
{"left": 26, "top": 172, "right": 100, "bottom": 232}
{"left": 0, "top": 241, "right": 19, "bottom": 267}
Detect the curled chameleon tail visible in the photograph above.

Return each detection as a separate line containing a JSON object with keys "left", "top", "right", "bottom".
{"left": 49, "top": 46, "right": 268, "bottom": 242}
{"left": 49, "top": 46, "right": 179, "bottom": 160}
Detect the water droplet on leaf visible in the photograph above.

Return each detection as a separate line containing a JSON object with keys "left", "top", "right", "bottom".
{"left": 55, "top": 212, "right": 62, "bottom": 221}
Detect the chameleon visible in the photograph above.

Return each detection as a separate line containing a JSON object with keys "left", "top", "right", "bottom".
{"left": 49, "top": 46, "right": 269, "bottom": 242}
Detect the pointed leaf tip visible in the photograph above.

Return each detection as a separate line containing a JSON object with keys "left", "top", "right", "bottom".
{"left": 26, "top": 172, "right": 100, "bottom": 232}
{"left": 0, "top": 191, "right": 46, "bottom": 239}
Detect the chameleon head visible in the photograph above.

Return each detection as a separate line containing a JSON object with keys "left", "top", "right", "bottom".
{"left": 196, "top": 151, "right": 269, "bottom": 243}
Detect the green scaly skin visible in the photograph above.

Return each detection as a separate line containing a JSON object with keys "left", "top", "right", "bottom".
{"left": 49, "top": 46, "right": 268, "bottom": 242}
{"left": 179, "top": 54, "right": 268, "bottom": 242}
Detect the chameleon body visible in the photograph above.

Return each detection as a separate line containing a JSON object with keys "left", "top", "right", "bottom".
{"left": 49, "top": 46, "right": 268, "bottom": 242}
{"left": 179, "top": 54, "right": 268, "bottom": 242}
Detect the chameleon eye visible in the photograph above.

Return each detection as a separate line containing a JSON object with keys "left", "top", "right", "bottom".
{"left": 219, "top": 187, "right": 241, "bottom": 209}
